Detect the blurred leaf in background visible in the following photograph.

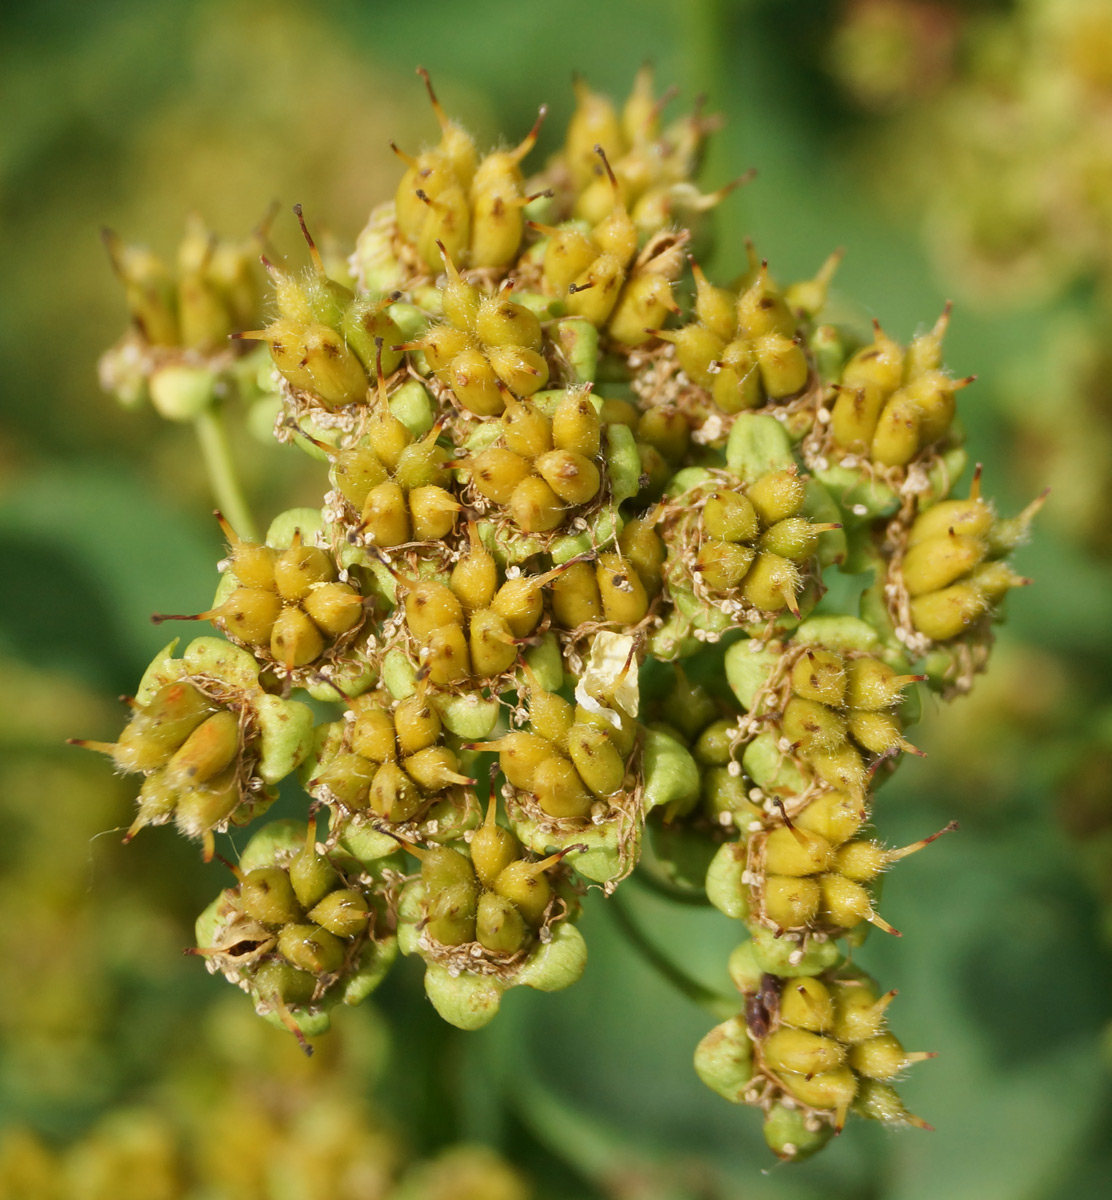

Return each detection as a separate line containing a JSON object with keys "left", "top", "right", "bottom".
{"left": 2, "top": 1, "right": 1111, "bottom": 1197}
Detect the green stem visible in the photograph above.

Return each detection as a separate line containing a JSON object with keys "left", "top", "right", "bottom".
{"left": 193, "top": 405, "right": 257, "bottom": 540}
{"left": 607, "top": 889, "right": 737, "bottom": 1020}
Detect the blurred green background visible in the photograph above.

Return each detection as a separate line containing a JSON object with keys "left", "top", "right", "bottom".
{"left": 3, "top": 0, "right": 1112, "bottom": 1196}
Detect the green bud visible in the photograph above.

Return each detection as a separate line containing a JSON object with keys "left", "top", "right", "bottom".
{"left": 694, "top": 1016, "right": 754, "bottom": 1102}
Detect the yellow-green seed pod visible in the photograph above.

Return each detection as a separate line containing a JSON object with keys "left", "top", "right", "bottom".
{"left": 691, "top": 260, "right": 736, "bottom": 340}
{"left": 900, "top": 371, "right": 962, "bottom": 444}
{"left": 575, "top": 704, "right": 637, "bottom": 757}
{"left": 418, "top": 844, "right": 476, "bottom": 891}
{"left": 164, "top": 711, "right": 240, "bottom": 790}
{"left": 444, "top": 346, "right": 505, "bottom": 416}
{"left": 747, "top": 470, "right": 806, "bottom": 526}
{"left": 618, "top": 518, "right": 665, "bottom": 594}
{"left": 969, "top": 560, "right": 1028, "bottom": 602}
{"left": 469, "top": 447, "right": 532, "bottom": 505}
{"left": 759, "top": 517, "right": 829, "bottom": 563}
{"left": 303, "top": 581, "right": 363, "bottom": 637}
{"left": 395, "top": 431, "right": 450, "bottom": 493}
{"left": 807, "top": 742, "right": 866, "bottom": 797}
{"left": 533, "top": 753, "right": 594, "bottom": 819}
{"left": 793, "top": 790, "right": 864, "bottom": 846}
{"left": 763, "top": 825, "right": 833, "bottom": 876}
{"left": 713, "top": 339, "right": 763, "bottom": 412}
{"left": 703, "top": 490, "right": 759, "bottom": 543}
{"left": 596, "top": 553, "right": 650, "bottom": 624}
{"left": 550, "top": 560, "right": 604, "bottom": 627}
{"left": 540, "top": 223, "right": 600, "bottom": 295}
{"left": 740, "top": 551, "right": 801, "bottom": 614}
{"left": 657, "top": 324, "right": 725, "bottom": 390}
{"left": 333, "top": 445, "right": 389, "bottom": 510}
{"left": 410, "top": 485, "right": 462, "bottom": 541}
{"left": 486, "top": 344, "right": 550, "bottom": 397}
{"left": 289, "top": 830, "right": 341, "bottom": 909}
{"left": 870, "top": 393, "right": 922, "bottom": 467}
{"left": 636, "top": 407, "right": 689, "bottom": 463}
{"left": 762, "top": 874, "right": 821, "bottom": 928}
{"left": 405, "top": 580, "right": 464, "bottom": 639}
{"left": 552, "top": 391, "right": 602, "bottom": 457}
{"left": 277, "top": 923, "right": 345, "bottom": 975}
{"left": 367, "top": 403, "right": 414, "bottom": 474}
{"left": 425, "top": 880, "right": 478, "bottom": 946}
{"left": 361, "top": 481, "right": 412, "bottom": 547}
{"left": 136, "top": 681, "right": 215, "bottom": 751}
{"left": 695, "top": 540, "right": 756, "bottom": 591}
{"left": 470, "top": 797, "right": 521, "bottom": 889}
{"left": 779, "top": 977, "right": 834, "bottom": 1033}
{"left": 494, "top": 731, "right": 555, "bottom": 791}
{"left": 476, "top": 891, "right": 528, "bottom": 954}
{"left": 216, "top": 587, "right": 283, "bottom": 647}
{"left": 535, "top": 450, "right": 602, "bottom": 505}
{"left": 425, "top": 623, "right": 472, "bottom": 687}
{"left": 608, "top": 273, "right": 677, "bottom": 346}
{"left": 782, "top": 697, "right": 847, "bottom": 753}
{"left": 909, "top": 583, "right": 989, "bottom": 640}
{"left": 313, "top": 751, "right": 377, "bottom": 809}
{"left": 819, "top": 872, "right": 880, "bottom": 931}
{"left": 567, "top": 725, "right": 626, "bottom": 799}
{"left": 469, "top": 608, "right": 518, "bottom": 677}
{"left": 450, "top": 524, "right": 498, "bottom": 613}
{"left": 174, "top": 768, "right": 242, "bottom": 842}
{"left": 692, "top": 718, "right": 736, "bottom": 766}
{"left": 847, "top": 710, "right": 904, "bottom": 756}
{"left": 475, "top": 295, "right": 543, "bottom": 350}
{"left": 492, "top": 856, "right": 558, "bottom": 927}
{"left": 832, "top": 984, "right": 895, "bottom": 1043}
{"left": 240, "top": 867, "right": 303, "bottom": 926}
{"left": 777, "top": 1067, "right": 857, "bottom": 1121}
{"left": 270, "top": 607, "right": 327, "bottom": 668}
{"left": 762, "top": 1028, "right": 846, "bottom": 1076}
{"left": 600, "top": 396, "right": 640, "bottom": 428}
{"left": 528, "top": 685, "right": 575, "bottom": 751}
{"left": 394, "top": 695, "right": 441, "bottom": 755}
{"left": 420, "top": 323, "right": 474, "bottom": 372}
{"left": 907, "top": 497, "right": 995, "bottom": 547}
{"left": 254, "top": 320, "right": 368, "bottom": 408}
{"left": 350, "top": 705, "right": 397, "bottom": 762}
{"left": 901, "top": 534, "right": 986, "bottom": 597}
{"left": 754, "top": 332, "right": 809, "bottom": 398}
{"left": 509, "top": 476, "right": 565, "bottom": 533}
{"left": 404, "top": 746, "right": 470, "bottom": 792}
{"left": 790, "top": 649, "right": 846, "bottom": 707}
{"left": 736, "top": 264, "right": 796, "bottom": 340}
{"left": 491, "top": 576, "right": 547, "bottom": 637}
{"left": 308, "top": 888, "right": 370, "bottom": 939}
{"left": 219, "top": 519, "right": 277, "bottom": 592}
{"left": 369, "top": 760, "right": 423, "bottom": 822}
{"left": 501, "top": 398, "right": 553, "bottom": 459}
{"left": 565, "top": 253, "right": 625, "bottom": 326}
{"left": 830, "top": 383, "right": 888, "bottom": 454}
{"left": 844, "top": 658, "right": 916, "bottom": 711}
{"left": 849, "top": 1033, "right": 920, "bottom": 1080}
{"left": 833, "top": 839, "right": 890, "bottom": 883}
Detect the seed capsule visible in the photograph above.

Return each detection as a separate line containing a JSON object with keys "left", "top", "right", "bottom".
{"left": 308, "top": 888, "right": 371, "bottom": 939}
{"left": 703, "top": 490, "right": 759, "bottom": 543}
{"left": 470, "top": 794, "right": 521, "bottom": 888}
{"left": 509, "top": 476, "right": 565, "bottom": 533}
{"left": 240, "top": 868, "right": 303, "bottom": 926}
{"left": 303, "top": 582, "right": 363, "bottom": 636}
{"left": 552, "top": 391, "right": 602, "bottom": 457}
{"left": 762, "top": 1027, "right": 846, "bottom": 1076}
{"left": 533, "top": 754, "right": 594, "bottom": 819}
{"left": 270, "top": 607, "right": 326, "bottom": 669}
{"left": 535, "top": 450, "right": 602, "bottom": 505}
{"left": 596, "top": 553, "right": 650, "bottom": 624}
{"left": 164, "top": 711, "right": 240, "bottom": 790}
{"left": 778, "top": 977, "right": 834, "bottom": 1033}
{"left": 394, "top": 695, "right": 442, "bottom": 755}
{"left": 567, "top": 725, "right": 626, "bottom": 798}
{"left": 369, "top": 761, "right": 423, "bottom": 822}
{"left": 550, "top": 561, "right": 604, "bottom": 627}
{"left": 762, "top": 874, "right": 821, "bottom": 928}
{"left": 278, "top": 924, "right": 345, "bottom": 975}
{"left": 476, "top": 891, "right": 528, "bottom": 954}
{"left": 762, "top": 825, "right": 833, "bottom": 876}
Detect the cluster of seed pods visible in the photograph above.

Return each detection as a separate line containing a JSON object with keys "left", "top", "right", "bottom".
{"left": 86, "top": 69, "right": 1041, "bottom": 1156}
